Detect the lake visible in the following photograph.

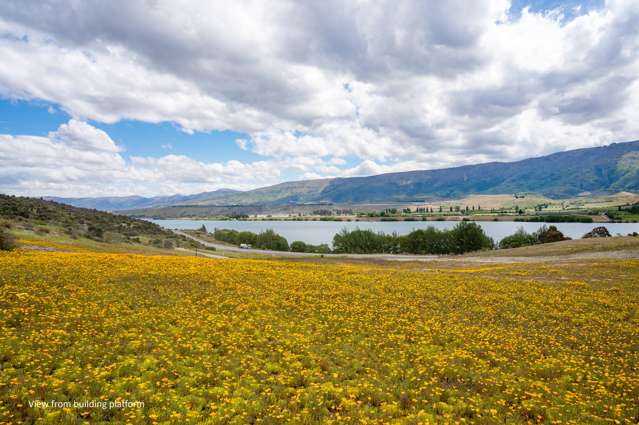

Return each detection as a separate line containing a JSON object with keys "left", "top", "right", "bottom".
{"left": 150, "top": 219, "right": 639, "bottom": 246}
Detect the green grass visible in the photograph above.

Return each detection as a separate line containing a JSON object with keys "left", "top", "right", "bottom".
{"left": 470, "top": 236, "right": 639, "bottom": 258}
{"left": 11, "top": 226, "right": 197, "bottom": 256}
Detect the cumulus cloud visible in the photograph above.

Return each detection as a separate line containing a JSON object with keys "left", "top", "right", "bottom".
{"left": 0, "top": 0, "right": 638, "bottom": 196}
{"left": 0, "top": 120, "right": 281, "bottom": 196}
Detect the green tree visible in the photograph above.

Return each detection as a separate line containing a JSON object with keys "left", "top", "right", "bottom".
{"left": 214, "top": 228, "right": 240, "bottom": 244}
{"left": 534, "top": 225, "right": 567, "bottom": 243}
{"left": 309, "top": 244, "right": 331, "bottom": 254}
{"left": 332, "top": 229, "right": 392, "bottom": 254}
{"left": 450, "top": 222, "right": 493, "bottom": 254}
{"left": 399, "top": 227, "right": 454, "bottom": 255}
{"left": 255, "top": 230, "right": 289, "bottom": 251}
{"left": 290, "top": 241, "right": 307, "bottom": 252}
{"left": 237, "top": 231, "right": 257, "bottom": 245}
{"left": 499, "top": 227, "right": 537, "bottom": 249}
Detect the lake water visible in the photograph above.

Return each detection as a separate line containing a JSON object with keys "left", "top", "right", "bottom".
{"left": 150, "top": 219, "right": 639, "bottom": 246}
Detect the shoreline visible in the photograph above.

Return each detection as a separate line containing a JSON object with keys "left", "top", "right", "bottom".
{"left": 140, "top": 214, "right": 625, "bottom": 223}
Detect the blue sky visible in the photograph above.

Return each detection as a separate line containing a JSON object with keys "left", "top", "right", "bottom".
{"left": 0, "top": 99, "right": 260, "bottom": 163}
{"left": 0, "top": 0, "right": 636, "bottom": 197}
{"left": 509, "top": 0, "right": 604, "bottom": 16}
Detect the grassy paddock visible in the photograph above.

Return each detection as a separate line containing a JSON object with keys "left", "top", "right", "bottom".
{"left": 469, "top": 236, "right": 639, "bottom": 258}
{"left": 1, "top": 251, "right": 638, "bottom": 424}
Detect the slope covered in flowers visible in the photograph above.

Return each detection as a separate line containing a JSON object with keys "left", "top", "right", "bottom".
{"left": 1, "top": 251, "right": 638, "bottom": 424}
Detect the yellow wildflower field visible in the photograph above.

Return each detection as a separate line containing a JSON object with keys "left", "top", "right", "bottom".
{"left": 1, "top": 251, "right": 638, "bottom": 424}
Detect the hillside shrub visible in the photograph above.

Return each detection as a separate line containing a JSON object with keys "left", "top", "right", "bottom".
{"left": 0, "top": 228, "right": 16, "bottom": 251}
{"left": 87, "top": 225, "right": 104, "bottom": 240}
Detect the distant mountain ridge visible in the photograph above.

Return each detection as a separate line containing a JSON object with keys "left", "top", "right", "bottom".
{"left": 51, "top": 140, "right": 639, "bottom": 211}
{"left": 47, "top": 189, "right": 241, "bottom": 211}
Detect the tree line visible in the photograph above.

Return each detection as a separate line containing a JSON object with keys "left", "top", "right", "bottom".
{"left": 332, "top": 222, "right": 493, "bottom": 254}
{"left": 212, "top": 228, "right": 330, "bottom": 253}
{"left": 210, "top": 222, "right": 495, "bottom": 255}
{"left": 204, "top": 223, "right": 619, "bottom": 255}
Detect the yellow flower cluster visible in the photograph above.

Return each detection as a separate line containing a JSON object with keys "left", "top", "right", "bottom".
{"left": 0, "top": 251, "right": 637, "bottom": 424}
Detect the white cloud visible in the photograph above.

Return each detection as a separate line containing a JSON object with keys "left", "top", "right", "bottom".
{"left": 0, "top": 120, "right": 281, "bottom": 196}
{"left": 0, "top": 0, "right": 638, "bottom": 195}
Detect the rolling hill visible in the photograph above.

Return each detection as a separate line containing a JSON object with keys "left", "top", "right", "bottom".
{"left": 52, "top": 140, "right": 639, "bottom": 212}
{"left": 0, "top": 194, "right": 203, "bottom": 249}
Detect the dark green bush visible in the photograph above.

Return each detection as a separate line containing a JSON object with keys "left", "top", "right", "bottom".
{"left": 499, "top": 227, "right": 538, "bottom": 249}
{"left": 517, "top": 215, "right": 593, "bottom": 223}
{"left": 213, "top": 228, "right": 240, "bottom": 244}
{"left": 449, "top": 221, "right": 494, "bottom": 254}
{"left": 213, "top": 228, "right": 289, "bottom": 251}
{"left": 399, "top": 227, "right": 454, "bottom": 255}
{"left": 308, "top": 244, "right": 331, "bottom": 254}
{"left": 334, "top": 223, "right": 492, "bottom": 255}
{"left": 87, "top": 225, "right": 104, "bottom": 240}
{"left": 237, "top": 231, "right": 257, "bottom": 245}
{"left": 255, "top": 230, "right": 289, "bottom": 251}
{"left": 290, "top": 241, "right": 307, "bottom": 252}
{"left": 0, "top": 228, "right": 16, "bottom": 251}
{"left": 534, "top": 225, "right": 568, "bottom": 243}
{"left": 332, "top": 229, "right": 395, "bottom": 254}
{"left": 290, "top": 240, "right": 332, "bottom": 253}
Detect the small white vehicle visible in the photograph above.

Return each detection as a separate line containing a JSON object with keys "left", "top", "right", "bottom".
{"left": 239, "top": 243, "right": 252, "bottom": 249}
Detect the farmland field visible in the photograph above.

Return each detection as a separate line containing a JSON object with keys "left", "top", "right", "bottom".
{"left": 1, "top": 250, "right": 638, "bottom": 424}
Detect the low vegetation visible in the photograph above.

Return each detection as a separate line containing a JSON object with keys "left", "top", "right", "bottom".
{"left": 1, "top": 250, "right": 637, "bottom": 423}
{"left": 0, "top": 195, "right": 201, "bottom": 250}
{"left": 605, "top": 202, "right": 639, "bottom": 222}
{"left": 0, "top": 224, "right": 16, "bottom": 251}
{"left": 208, "top": 222, "right": 495, "bottom": 255}
{"left": 498, "top": 225, "right": 569, "bottom": 249}
{"left": 471, "top": 235, "right": 639, "bottom": 258}
{"left": 289, "top": 240, "right": 331, "bottom": 254}
{"left": 333, "top": 222, "right": 494, "bottom": 255}
{"left": 514, "top": 215, "right": 593, "bottom": 223}
{"left": 212, "top": 228, "right": 289, "bottom": 251}
{"left": 207, "top": 222, "right": 639, "bottom": 257}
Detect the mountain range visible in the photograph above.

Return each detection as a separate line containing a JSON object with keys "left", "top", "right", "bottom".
{"left": 49, "top": 140, "right": 639, "bottom": 213}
